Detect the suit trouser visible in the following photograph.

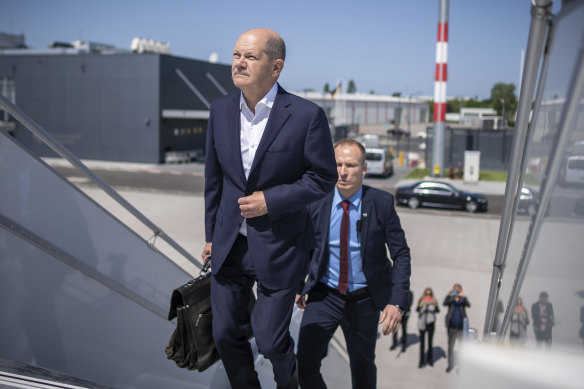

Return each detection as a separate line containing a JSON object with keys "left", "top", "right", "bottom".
{"left": 534, "top": 328, "right": 552, "bottom": 348}
{"left": 447, "top": 327, "right": 462, "bottom": 368}
{"left": 297, "top": 284, "right": 379, "bottom": 389}
{"left": 211, "top": 235, "right": 297, "bottom": 389}
{"left": 392, "top": 315, "right": 409, "bottom": 348}
{"left": 419, "top": 322, "right": 435, "bottom": 364}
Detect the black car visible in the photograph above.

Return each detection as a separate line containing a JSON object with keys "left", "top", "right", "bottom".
{"left": 395, "top": 180, "right": 488, "bottom": 213}
{"left": 387, "top": 128, "right": 410, "bottom": 137}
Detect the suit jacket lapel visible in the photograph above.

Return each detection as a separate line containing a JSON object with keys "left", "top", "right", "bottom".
{"left": 318, "top": 192, "right": 334, "bottom": 276}
{"left": 228, "top": 92, "right": 247, "bottom": 184}
{"left": 360, "top": 186, "right": 372, "bottom": 261}
{"left": 249, "top": 84, "right": 291, "bottom": 176}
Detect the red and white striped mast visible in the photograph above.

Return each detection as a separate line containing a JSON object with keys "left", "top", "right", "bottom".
{"left": 432, "top": 0, "right": 449, "bottom": 177}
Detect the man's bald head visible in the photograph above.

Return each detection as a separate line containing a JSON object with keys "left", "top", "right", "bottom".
{"left": 239, "top": 28, "right": 286, "bottom": 61}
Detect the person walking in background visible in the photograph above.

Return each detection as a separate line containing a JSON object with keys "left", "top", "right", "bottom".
{"left": 391, "top": 290, "right": 413, "bottom": 352}
{"left": 417, "top": 288, "right": 439, "bottom": 368}
{"left": 580, "top": 305, "right": 584, "bottom": 347}
{"left": 443, "top": 283, "right": 470, "bottom": 373}
{"left": 532, "top": 291, "right": 554, "bottom": 349}
{"left": 509, "top": 297, "right": 529, "bottom": 346}
{"left": 202, "top": 28, "right": 337, "bottom": 389}
{"left": 296, "top": 139, "right": 411, "bottom": 389}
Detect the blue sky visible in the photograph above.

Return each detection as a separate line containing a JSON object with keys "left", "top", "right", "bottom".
{"left": 3, "top": 0, "right": 563, "bottom": 99}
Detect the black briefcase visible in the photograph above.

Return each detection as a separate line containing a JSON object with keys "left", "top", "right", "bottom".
{"left": 165, "top": 260, "right": 255, "bottom": 372}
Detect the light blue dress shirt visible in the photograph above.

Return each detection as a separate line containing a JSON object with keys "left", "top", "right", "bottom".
{"left": 320, "top": 187, "right": 367, "bottom": 292}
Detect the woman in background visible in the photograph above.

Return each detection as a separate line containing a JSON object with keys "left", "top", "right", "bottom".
{"left": 417, "top": 287, "right": 439, "bottom": 368}
{"left": 509, "top": 297, "right": 530, "bottom": 345}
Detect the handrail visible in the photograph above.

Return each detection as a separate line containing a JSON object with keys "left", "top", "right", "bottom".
{"left": 0, "top": 213, "right": 169, "bottom": 319}
{"left": 499, "top": 23, "right": 584, "bottom": 341}
{"left": 0, "top": 93, "right": 203, "bottom": 270}
{"left": 483, "top": 0, "right": 553, "bottom": 337}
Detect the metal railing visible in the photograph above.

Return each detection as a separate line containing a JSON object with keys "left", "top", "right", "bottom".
{"left": 0, "top": 92, "right": 203, "bottom": 270}
{"left": 483, "top": 0, "right": 584, "bottom": 342}
{"left": 498, "top": 16, "right": 584, "bottom": 341}
{"left": 483, "top": 0, "right": 553, "bottom": 337}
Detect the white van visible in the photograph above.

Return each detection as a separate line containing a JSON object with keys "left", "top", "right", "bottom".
{"left": 365, "top": 148, "right": 393, "bottom": 176}
{"left": 565, "top": 155, "right": 584, "bottom": 184}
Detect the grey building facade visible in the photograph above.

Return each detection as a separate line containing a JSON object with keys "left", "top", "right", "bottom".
{"left": 292, "top": 91, "right": 429, "bottom": 129}
{"left": 0, "top": 51, "right": 237, "bottom": 163}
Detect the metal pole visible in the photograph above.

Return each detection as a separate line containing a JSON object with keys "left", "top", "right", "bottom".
{"left": 483, "top": 0, "right": 552, "bottom": 338}
{"left": 407, "top": 96, "right": 411, "bottom": 164}
{"left": 499, "top": 20, "right": 584, "bottom": 342}
{"left": 432, "top": 0, "right": 449, "bottom": 177}
{"left": 459, "top": 97, "right": 462, "bottom": 125}
{"left": 2, "top": 77, "right": 8, "bottom": 122}
{"left": 501, "top": 98, "right": 506, "bottom": 129}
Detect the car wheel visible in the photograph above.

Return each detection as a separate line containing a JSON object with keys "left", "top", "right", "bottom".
{"left": 465, "top": 201, "right": 477, "bottom": 213}
{"left": 408, "top": 197, "right": 420, "bottom": 209}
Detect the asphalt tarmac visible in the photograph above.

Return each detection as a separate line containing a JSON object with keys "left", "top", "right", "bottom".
{"left": 51, "top": 162, "right": 506, "bottom": 216}
{"left": 41, "top": 156, "right": 584, "bottom": 388}
{"left": 78, "top": 184, "right": 500, "bottom": 389}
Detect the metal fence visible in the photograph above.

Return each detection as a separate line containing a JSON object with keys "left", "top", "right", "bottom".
{"left": 425, "top": 127, "right": 515, "bottom": 171}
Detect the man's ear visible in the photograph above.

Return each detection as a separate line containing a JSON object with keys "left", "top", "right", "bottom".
{"left": 272, "top": 59, "right": 284, "bottom": 77}
{"left": 362, "top": 162, "right": 367, "bottom": 176}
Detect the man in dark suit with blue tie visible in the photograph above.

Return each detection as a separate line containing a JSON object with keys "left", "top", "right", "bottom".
{"left": 202, "top": 28, "right": 337, "bottom": 389}
{"left": 296, "top": 139, "right": 411, "bottom": 389}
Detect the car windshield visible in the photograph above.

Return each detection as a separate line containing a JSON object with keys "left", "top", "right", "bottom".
{"left": 520, "top": 187, "right": 532, "bottom": 199}
{"left": 366, "top": 153, "right": 382, "bottom": 161}
{"left": 567, "top": 158, "right": 584, "bottom": 169}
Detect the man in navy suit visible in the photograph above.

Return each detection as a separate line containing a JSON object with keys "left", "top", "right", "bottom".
{"left": 202, "top": 28, "right": 337, "bottom": 389}
{"left": 296, "top": 139, "right": 411, "bottom": 389}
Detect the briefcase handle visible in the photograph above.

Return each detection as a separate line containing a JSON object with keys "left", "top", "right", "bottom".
{"left": 200, "top": 257, "right": 211, "bottom": 275}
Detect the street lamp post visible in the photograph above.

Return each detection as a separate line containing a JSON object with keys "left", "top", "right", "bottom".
{"left": 500, "top": 98, "right": 506, "bottom": 129}
{"left": 406, "top": 92, "right": 421, "bottom": 166}
{"left": 407, "top": 96, "right": 411, "bottom": 166}
{"left": 459, "top": 97, "right": 463, "bottom": 125}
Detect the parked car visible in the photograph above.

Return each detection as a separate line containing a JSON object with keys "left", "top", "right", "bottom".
{"left": 395, "top": 180, "right": 488, "bottom": 213}
{"left": 573, "top": 196, "right": 584, "bottom": 216}
{"left": 365, "top": 147, "right": 393, "bottom": 177}
{"left": 360, "top": 134, "right": 380, "bottom": 147}
{"left": 518, "top": 186, "right": 538, "bottom": 216}
{"left": 564, "top": 155, "right": 584, "bottom": 185}
{"left": 387, "top": 128, "right": 410, "bottom": 137}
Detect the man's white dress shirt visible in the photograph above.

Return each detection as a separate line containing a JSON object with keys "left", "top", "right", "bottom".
{"left": 239, "top": 83, "right": 278, "bottom": 236}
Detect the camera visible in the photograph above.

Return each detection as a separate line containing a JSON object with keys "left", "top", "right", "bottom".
{"left": 451, "top": 290, "right": 458, "bottom": 296}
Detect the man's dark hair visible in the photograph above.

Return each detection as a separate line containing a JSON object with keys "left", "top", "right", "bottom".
{"left": 265, "top": 36, "right": 286, "bottom": 61}
{"left": 334, "top": 139, "right": 366, "bottom": 165}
